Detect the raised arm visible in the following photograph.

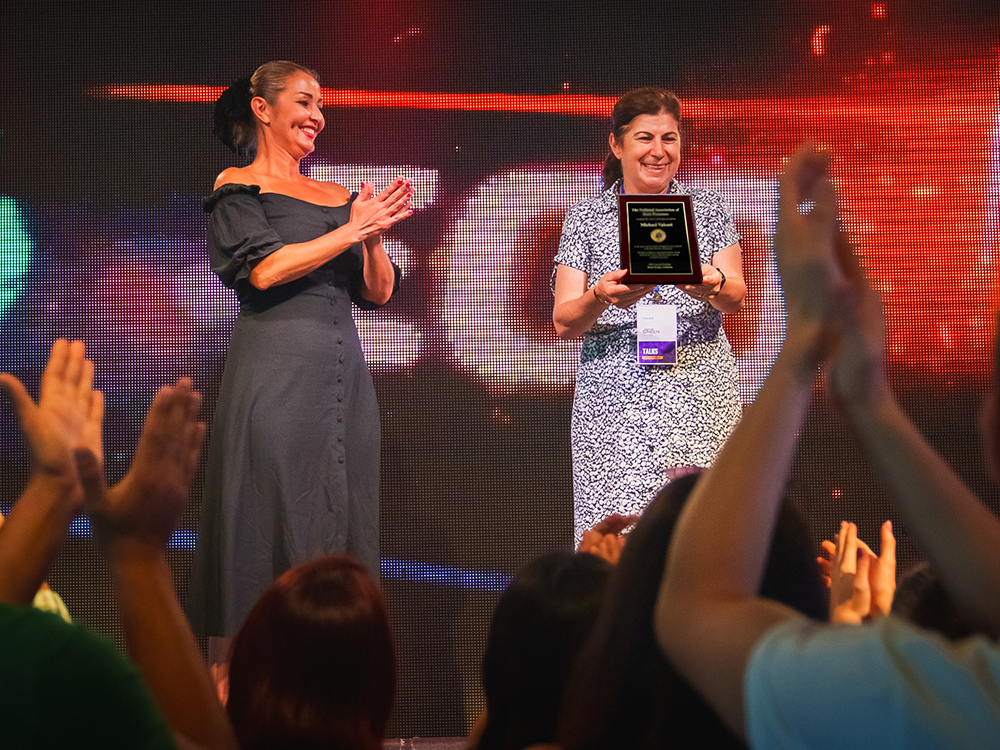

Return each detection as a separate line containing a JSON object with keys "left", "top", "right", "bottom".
{"left": 829, "top": 288, "right": 1000, "bottom": 635}
{"left": 247, "top": 179, "right": 411, "bottom": 291}
{"left": 653, "top": 144, "right": 850, "bottom": 737}
{"left": 0, "top": 340, "right": 102, "bottom": 604}
{"left": 81, "top": 379, "right": 236, "bottom": 750}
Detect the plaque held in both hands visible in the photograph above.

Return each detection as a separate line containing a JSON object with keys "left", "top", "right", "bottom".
{"left": 618, "top": 194, "right": 702, "bottom": 284}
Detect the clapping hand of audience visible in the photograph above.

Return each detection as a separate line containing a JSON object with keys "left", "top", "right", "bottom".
{"left": 0, "top": 340, "right": 103, "bottom": 604}
{"left": 0, "top": 339, "right": 104, "bottom": 480}
{"left": 578, "top": 513, "right": 640, "bottom": 564}
{"left": 772, "top": 145, "right": 857, "bottom": 371}
{"left": 74, "top": 379, "right": 235, "bottom": 750}
{"left": 820, "top": 521, "right": 870, "bottom": 625}
{"left": 79, "top": 379, "right": 204, "bottom": 557}
{"left": 864, "top": 519, "right": 896, "bottom": 618}
{"left": 818, "top": 520, "right": 895, "bottom": 624}
{"left": 0, "top": 343, "right": 235, "bottom": 747}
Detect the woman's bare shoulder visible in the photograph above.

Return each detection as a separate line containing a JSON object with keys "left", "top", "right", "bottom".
{"left": 214, "top": 166, "right": 257, "bottom": 190}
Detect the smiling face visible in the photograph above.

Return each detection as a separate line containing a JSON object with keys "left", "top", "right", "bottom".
{"left": 609, "top": 112, "right": 681, "bottom": 194}
{"left": 253, "top": 71, "right": 325, "bottom": 159}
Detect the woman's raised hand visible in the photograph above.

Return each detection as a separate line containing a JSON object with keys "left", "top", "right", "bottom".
{"left": 350, "top": 176, "right": 413, "bottom": 241}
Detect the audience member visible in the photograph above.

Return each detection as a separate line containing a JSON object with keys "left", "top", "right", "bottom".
{"left": 472, "top": 551, "right": 612, "bottom": 750}
{"left": 654, "top": 143, "right": 1000, "bottom": 748}
{"left": 892, "top": 562, "right": 975, "bottom": 641}
{"left": 818, "top": 519, "right": 895, "bottom": 624}
{"left": 225, "top": 554, "right": 395, "bottom": 750}
{"left": 0, "top": 512, "right": 71, "bottom": 621}
{"left": 0, "top": 339, "right": 235, "bottom": 749}
{"left": 557, "top": 471, "right": 827, "bottom": 750}
{"left": 576, "top": 513, "right": 639, "bottom": 564}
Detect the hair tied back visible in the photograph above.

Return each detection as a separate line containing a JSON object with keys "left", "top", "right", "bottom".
{"left": 213, "top": 76, "right": 254, "bottom": 155}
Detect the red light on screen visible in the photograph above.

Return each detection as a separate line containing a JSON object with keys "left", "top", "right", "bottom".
{"left": 90, "top": 63, "right": 999, "bottom": 383}
{"left": 91, "top": 85, "right": 618, "bottom": 116}
{"left": 812, "top": 25, "right": 831, "bottom": 56}
{"left": 872, "top": 3, "right": 886, "bottom": 18}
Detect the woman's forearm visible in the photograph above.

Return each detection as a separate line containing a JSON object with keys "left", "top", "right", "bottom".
{"left": 106, "top": 547, "right": 237, "bottom": 749}
{"left": 249, "top": 223, "right": 364, "bottom": 290}
{"left": 708, "top": 272, "right": 746, "bottom": 314}
{"left": 553, "top": 285, "right": 609, "bottom": 339}
{"left": 0, "top": 474, "right": 80, "bottom": 605}
{"left": 844, "top": 392, "right": 1000, "bottom": 635}
{"left": 360, "top": 236, "right": 397, "bottom": 305}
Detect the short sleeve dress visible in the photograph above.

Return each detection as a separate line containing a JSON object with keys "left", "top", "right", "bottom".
{"left": 553, "top": 178, "right": 741, "bottom": 544}
{"left": 186, "top": 184, "right": 399, "bottom": 637}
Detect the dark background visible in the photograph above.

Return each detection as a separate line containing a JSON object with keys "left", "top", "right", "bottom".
{"left": 1, "top": 0, "right": 999, "bottom": 737}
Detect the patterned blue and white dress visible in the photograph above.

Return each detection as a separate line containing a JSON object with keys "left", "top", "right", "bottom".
{"left": 554, "top": 178, "right": 742, "bottom": 543}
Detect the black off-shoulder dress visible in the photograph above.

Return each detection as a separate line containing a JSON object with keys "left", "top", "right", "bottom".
{"left": 186, "top": 184, "right": 398, "bottom": 637}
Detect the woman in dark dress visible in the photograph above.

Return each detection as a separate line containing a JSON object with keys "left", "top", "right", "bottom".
{"left": 186, "top": 61, "right": 411, "bottom": 668}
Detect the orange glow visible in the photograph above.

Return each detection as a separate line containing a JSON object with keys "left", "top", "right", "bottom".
{"left": 89, "top": 63, "right": 1000, "bottom": 374}
{"left": 91, "top": 84, "right": 620, "bottom": 116}
{"left": 872, "top": 3, "right": 886, "bottom": 18}
{"left": 90, "top": 85, "right": 937, "bottom": 121}
{"left": 812, "top": 25, "right": 831, "bottom": 56}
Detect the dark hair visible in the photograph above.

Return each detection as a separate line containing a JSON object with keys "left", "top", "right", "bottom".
{"left": 892, "top": 562, "right": 975, "bottom": 641}
{"left": 226, "top": 555, "right": 395, "bottom": 750}
{"left": 213, "top": 60, "right": 320, "bottom": 157}
{"left": 557, "top": 472, "right": 828, "bottom": 750}
{"left": 476, "top": 551, "right": 612, "bottom": 750}
{"left": 602, "top": 87, "right": 682, "bottom": 189}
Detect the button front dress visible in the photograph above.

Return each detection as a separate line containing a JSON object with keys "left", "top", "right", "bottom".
{"left": 186, "top": 184, "right": 397, "bottom": 637}
{"left": 554, "top": 179, "right": 742, "bottom": 544}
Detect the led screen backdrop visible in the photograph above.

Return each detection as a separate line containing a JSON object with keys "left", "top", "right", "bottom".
{"left": 2, "top": 0, "right": 999, "bottom": 737}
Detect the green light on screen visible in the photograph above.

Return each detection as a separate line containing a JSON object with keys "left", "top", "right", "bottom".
{"left": 0, "top": 197, "right": 32, "bottom": 314}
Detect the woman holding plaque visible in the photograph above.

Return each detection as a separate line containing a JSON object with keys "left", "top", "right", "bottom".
{"left": 552, "top": 87, "right": 745, "bottom": 544}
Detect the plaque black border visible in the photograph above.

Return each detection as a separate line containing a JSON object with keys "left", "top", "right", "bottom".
{"left": 618, "top": 194, "right": 703, "bottom": 284}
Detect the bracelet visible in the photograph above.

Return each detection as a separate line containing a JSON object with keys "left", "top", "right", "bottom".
{"left": 592, "top": 286, "right": 610, "bottom": 305}
{"left": 709, "top": 267, "right": 726, "bottom": 298}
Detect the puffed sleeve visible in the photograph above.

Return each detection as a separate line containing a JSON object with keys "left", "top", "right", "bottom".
{"left": 551, "top": 200, "right": 590, "bottom": 293}
{"left": 203, "top": 184, "right": 285, "bottom": 296}
{"left": 693, "top": 189, "right": 741, "bottom": 257}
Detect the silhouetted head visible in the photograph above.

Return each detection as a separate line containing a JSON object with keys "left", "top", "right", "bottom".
{"left": 477, "top": 551, "right": 612, "bottom": 750}
{"left": 558, "top": 472, "right": 827, "bottom": 750}
{"left": 226, "top": 555, "right": 395, "bottom": 750}
{"left": 893, "top": 562, "right": 975, "bottom": 641}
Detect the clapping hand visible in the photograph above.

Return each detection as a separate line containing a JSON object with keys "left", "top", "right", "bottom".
{"left": 0, "top": 339, "right": 103, "bottom": 492}
{"left": 578, "top": 513, "right": 640, "bottom": 564}
{"left": 819, "top": 520, "right": 896, "bottom": 623}
{"left": 80, "top": 378, "right": 205, "bottom": 557}
{"left": 773, "top": 143, "right": 859, "bottom": 372}
{"left": 352, "top": 176, "right": 413, "bottom": 244}
{"left": 0, "top": 340, "right": 103, "bottom": 603}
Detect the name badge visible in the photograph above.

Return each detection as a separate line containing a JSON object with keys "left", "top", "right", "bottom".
{"left": 637, "top": 304, "right": 677, "bottom": 366}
